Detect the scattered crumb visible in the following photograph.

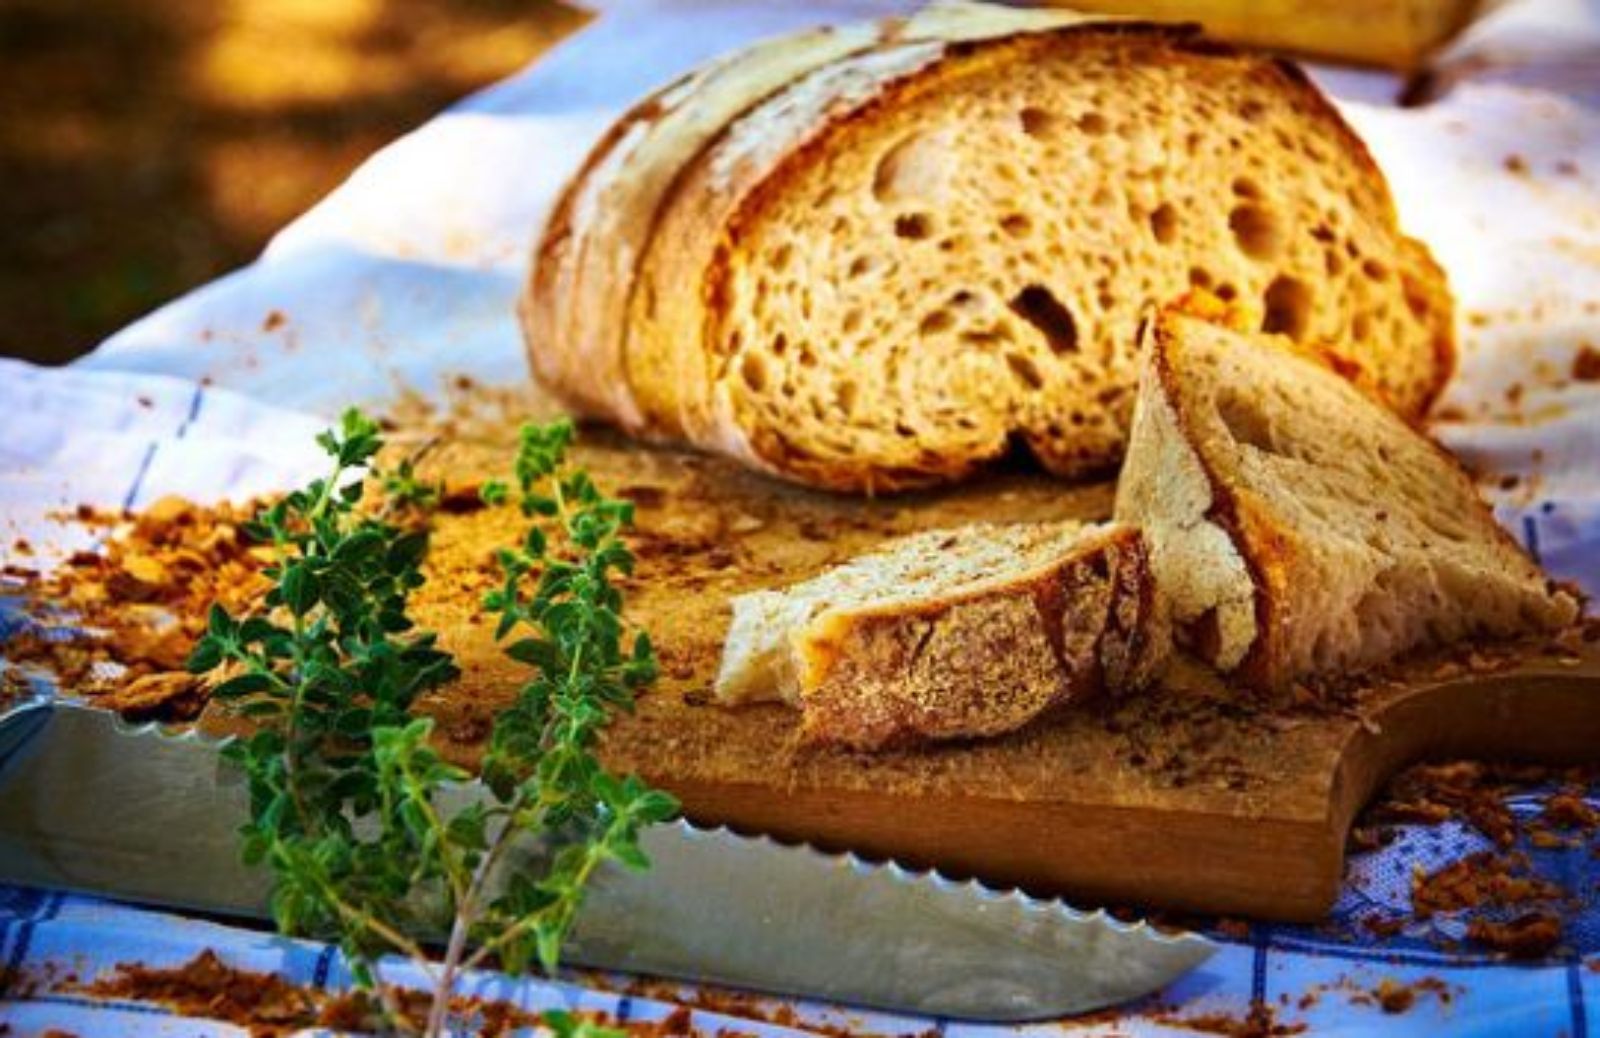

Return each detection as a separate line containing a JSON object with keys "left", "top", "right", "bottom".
{"left": 1153, "top": 1000, "right": 1305, "bottom": 1036}
{"left": 1570, "top": 345, "right": 1600, "bottom": 383}
{"left": 1362, "top": 915, "right": 1404, "bottom": 939}
{"left": 1374, "top": 978, "right": 1413, "bottom": 1014}
{"left": 1504, "top": 154, "right": 1528, "bottom": 174}
{"left": 1412, "top": 851, "right": 1562, "bottom": 919}
{"left": 1466, "top": 913, "right": 1563, "bottom": 959}
{"left": 66, "top": 950, "right": 734, "bottom": 1038}
{"left": 1214, "top": 918, "right": 1252, "bottom": 941}
{"left": 261, "top": 310, "right": 287, "bottom": 333}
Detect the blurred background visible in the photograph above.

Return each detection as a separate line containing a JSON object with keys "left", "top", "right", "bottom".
{"left": 0, "top": 0, "right": 588, "bottom": 366}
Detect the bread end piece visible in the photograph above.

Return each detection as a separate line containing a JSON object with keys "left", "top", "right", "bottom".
{"left": 786, "top": 523, "right": 1166, "bottom": 751}
{"left": 1117, "top": 304, "right": 1580, "bottom": 695}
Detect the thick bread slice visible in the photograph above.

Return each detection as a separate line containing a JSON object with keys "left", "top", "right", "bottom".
{"left": 524, "top": 22, "right": 888, "bottom": 428}
{"left": 525, "top": 1, "right": 1091, "bottom": 431}
{"left": 1114, "top": 305, "right": 1580, "bottom": 693}
{"left": 715, "top": 521, "right": 1164, "bottom": 750}
{"left": 527, "top": 11, "right": 1453, "bottom": 493}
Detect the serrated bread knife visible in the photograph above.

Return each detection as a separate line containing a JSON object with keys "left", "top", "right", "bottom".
{"left": 0, "top": 698, "right": 1212, "bottom": 1020}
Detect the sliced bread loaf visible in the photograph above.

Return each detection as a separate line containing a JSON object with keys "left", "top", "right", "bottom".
{"left": 715, "top": 521, "right": 1163, "bottom": 750}
{"left": 1114, "top": 304, "right": 1580, "bottom": 693}
{"left": 524, "top": 9, "right": 1453, "bottom": 493}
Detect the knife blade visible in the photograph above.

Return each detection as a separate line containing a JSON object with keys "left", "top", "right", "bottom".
{"left": 0, "top": 698, "right": 1213, "bottom": 1020}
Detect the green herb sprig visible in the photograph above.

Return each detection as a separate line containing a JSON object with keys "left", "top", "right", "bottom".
{"left": 188, "top": 409, "right": 676, "bottom": 1037}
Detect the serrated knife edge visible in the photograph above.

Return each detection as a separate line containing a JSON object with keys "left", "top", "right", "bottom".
{"left": 0, "top": 698, "right": 1212, "bottom": 1020}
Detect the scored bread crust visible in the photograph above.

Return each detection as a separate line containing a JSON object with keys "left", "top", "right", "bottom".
{"left": 1118, "top": 306, "right": 1579, "bottom": 694}
{"left": 525, "top": 1, "right": 1095, "bottom": 441}
{"left": 790, "top": 523, "right": 1164, "bottom": 751}
{"left": 526, "top": 9, "right": 1455, "bottom": 494}
{"left": 523, "top": 21, "right": 891, "bottom": 428}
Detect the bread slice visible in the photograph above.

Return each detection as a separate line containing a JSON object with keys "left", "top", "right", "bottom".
{"left": 715, "top": 521, "right": 1163, "bottom": 750}
{"left": 524, "top": 9, "right": 1453, "bottom": 493}
{"left": 1114, "top": 304, "right": 1580, "bottom": 693}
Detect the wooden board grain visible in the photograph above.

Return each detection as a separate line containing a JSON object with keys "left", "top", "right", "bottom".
{"left": 207, "top": 428, "right": 1600, "bottom": 923}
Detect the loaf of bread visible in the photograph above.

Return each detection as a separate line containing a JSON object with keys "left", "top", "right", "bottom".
{"left": 715, "top": 520, "right": 1163, "bottom": 750}
{"left": 1114, "top": 303, "right": 1580, "bottom": 693}
{"left": 523, "top": 3, "right": 1453, "bottom": 493}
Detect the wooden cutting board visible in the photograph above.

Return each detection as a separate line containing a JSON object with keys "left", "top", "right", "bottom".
{"left": 208, "top": 428, "right": 1600, "bottom": 923}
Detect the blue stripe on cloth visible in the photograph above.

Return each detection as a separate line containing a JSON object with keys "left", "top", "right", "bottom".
{"left": 1571, "top": 961, "right": 1589, "bottom": 1038}
{"left": 1524, "top": 514, "right": 1544, "bottom": 564}
{"left": 5, "top": 919, "right": 38, "bottom": 985}
{"left": 0, "top": 919, "right": 12, "bottom": 989}
{"left": 1251, "top": 931, "right": 1269, "bottom": 1003}
{"left": 312, "top": 945, "right": 336, "bottom": 990}
{"left": 614, "top": 994, "right": 633, "bottom": 1024}
{"left": 1267, "top": 935, "right": 1565, "bottom": 969}
{"left": 119, "top": 442, "right": 160, "bottom": 512}
{"left": 176, "top": 384, "right": 205, "bottom": 437}
{"left": 19, "top": 992, "right": 175, "bottom": 1018}
{"left": 0, "top": 891, "right": 68, "bottom": 994}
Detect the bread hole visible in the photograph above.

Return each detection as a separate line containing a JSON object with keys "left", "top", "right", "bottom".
{"left": 1091, "top": 186, "right": 1115, "bottom": 208}
{"left": 841, "top": 309, "right": 863, "bottom": 334}
{"left": 1020, "top": 107, "right": 1057, "bottom": 137}
{"left": 894, "top": 421, "right": 917, "bottom": 438}
{"left": 949, "top": 289, "right": 981, "bottom": 313}
{"left": 847, "top": 255, "right": 877, "bottom": 278}
{"left": 1149, "top": 203, "right": 1179, "bottom": 245}
{"left": 919, "top": 310, "right": 955, "bottom": 335}
{"left": 1078, "top": 111, "right": 1108, "bottom": 135}
{"left": 1001, "top": 213, "right": 1032, "bottom": 238}
{"left": 1352, "top": 313, "right": 1374, "bottom": 341}
{"left": 1216, "top": 283, "right": 1238, "bottom": 302}
{"left": 1229, "top": 203, "right": 1281, "bottom": 260}
{"left": 1262, "top": 275, "right": 1312, "bottom": 339}
{"left": 1008, "top": 285, "right": 1079, "bottom": 355}
{"left": 1006, "top": 352, "right": 1045, "bottom": 390}
{"left": 771, "top": 332, "right": 788, "bottom": 356}
{"left": 836, "top": 380, "right": 858, "bottom": 415}
{"left": 1310, "top": 223, "right": 1336, "bottom": 244}
{"left": 962, "top": 328, "right": 1007, "bottom": 348}
{"left": 1324, "top": 250, "right": 1344, "bottom": 276}
{"left": 1403, "top": 278, "right": 1433, "bottom": 320}
{"left": 1239, "top": 99, "right": 1266, "bottom": 123}
{"left": 1361, "top": 258, "right": 1390, "bottom": 282}
{"left": 1231, "top": 176, "right": 1263, "bottom": 200}
{"left": 740, "top": 354, "right": 768, "bottom": 392}
{"left": 770, "top": 243, "right": 794, "bottom": 271}
{"left": 1098, "top": 288, "right": 1115, "bottom": 310}
{"left": 1215, "top": 388, "right": 1277, "bottom": 454}
{"left": 872, "top": 131, "right": 946, "bottom": 204}
{"left": 895, "top": 212, "right": 934, "bottom": 240}
{"left": 1188, "top": 266, "right": 1214, "bottom": 289}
